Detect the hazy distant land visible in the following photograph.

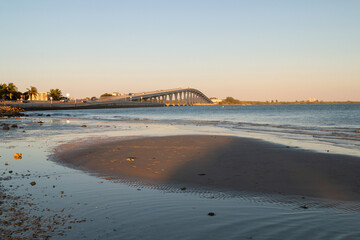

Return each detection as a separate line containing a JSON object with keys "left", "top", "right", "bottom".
{"left": 218, "top": 97, "right": 360, "bottom": 105}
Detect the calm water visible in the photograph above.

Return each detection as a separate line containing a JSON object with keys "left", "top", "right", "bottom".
{"left": 1, "top": 104, "right": 360, "bottom": 239}
{"left": 43, "top": 104, "right": 360, "bottom": 128}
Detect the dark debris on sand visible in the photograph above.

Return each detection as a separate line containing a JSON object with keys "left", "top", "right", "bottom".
{"left": 0, "top": 174, "right": 86, "bottom": 239}
{"left": 0, "top": 106, "right": 25, "bottom": 118}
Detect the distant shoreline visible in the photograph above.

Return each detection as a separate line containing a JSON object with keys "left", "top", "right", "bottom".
{"left": 219, "top": 101, "right": 360, "bottom": 105}
{"left": 1, "top": 101, "right": 165, "bottom": 111}
{"left": 1, "top": 100, "right": 359, "bottom": 111}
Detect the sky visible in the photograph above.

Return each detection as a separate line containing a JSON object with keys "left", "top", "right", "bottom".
{"left": 1, "top": 0, "right": 359, "bottom": 101}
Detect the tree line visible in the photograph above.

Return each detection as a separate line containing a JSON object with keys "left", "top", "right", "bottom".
{"left": 0, "top": 83, "right": 63, "bottom": 101}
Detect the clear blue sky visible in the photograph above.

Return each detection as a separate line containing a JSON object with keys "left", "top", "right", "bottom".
{"left": 1, "top": 0, "right": 359, "bottom": 100}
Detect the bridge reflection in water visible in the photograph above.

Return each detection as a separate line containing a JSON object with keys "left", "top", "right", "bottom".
{"left": 115, "top": 88, "right": 213, "bottom": 106}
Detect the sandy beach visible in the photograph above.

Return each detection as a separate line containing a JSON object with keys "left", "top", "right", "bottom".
{"left": 54, "top": 135, "right": 360, "bottom": 201}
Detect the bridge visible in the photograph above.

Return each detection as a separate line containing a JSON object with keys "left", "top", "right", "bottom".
{"left": 5, "top": 88, "right": 213, "bottom": 111}
{"left": 106, "top": 88, "right": 213, "bottom": 106}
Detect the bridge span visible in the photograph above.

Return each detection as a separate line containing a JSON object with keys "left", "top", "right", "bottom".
{"left": 5, "top": 88, "right": 213, "bottom": 111}
{"left": 106, "top": 88, "right": 213, "bottom": 106}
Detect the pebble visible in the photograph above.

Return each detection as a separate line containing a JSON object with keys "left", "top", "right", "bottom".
{"left": 30, "top": 181, "right": 36, "bottom": 186}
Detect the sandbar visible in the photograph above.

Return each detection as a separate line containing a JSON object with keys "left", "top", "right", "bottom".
{"left": 53, "top": 135, "right": 360, "bottom": 201}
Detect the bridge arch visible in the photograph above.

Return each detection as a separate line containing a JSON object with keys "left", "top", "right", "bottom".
{"left": 129, "top": 88, "right": 213, "bottom": 106}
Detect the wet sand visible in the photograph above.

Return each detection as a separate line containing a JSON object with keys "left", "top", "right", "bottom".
{"left": 54, "top": 135, "right": 360, "bottom": 201}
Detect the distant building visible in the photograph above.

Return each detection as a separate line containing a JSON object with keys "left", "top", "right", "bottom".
{"left": 307, "top": 97, "right": 317, "bottom": 103}
{"left": 30, "top": 92, "right": 48, "bottom": 101}
{"left": 210, "top": 98, "right": 223, "bottom": 104}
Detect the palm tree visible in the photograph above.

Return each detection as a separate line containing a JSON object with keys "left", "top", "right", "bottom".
{"left": 26, "top": 86, "right": 38, "bottom": 100}
{"left": 0, "top": 83, "right": 7, "bottom": 100}
{"left": 49, "top": 89, "right": 62, "bottom": 101}
{"left": 6, "top": 83, "right": 18, "bottom": 100}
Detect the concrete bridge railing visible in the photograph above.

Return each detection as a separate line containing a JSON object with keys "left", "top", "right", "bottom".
{"left": 119, "top": 88, "right": 213, "bottom": 106}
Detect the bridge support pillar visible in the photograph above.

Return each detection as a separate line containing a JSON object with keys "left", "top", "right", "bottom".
{"left": 170, "top": 94, "right": 173, "bottom": 106}
{"left": 179, "top": 92, "right": 183, "bottom": 106}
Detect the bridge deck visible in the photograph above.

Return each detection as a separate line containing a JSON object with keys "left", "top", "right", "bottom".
{"left": 3, "top": 88, "right": 213, "bottom": 111}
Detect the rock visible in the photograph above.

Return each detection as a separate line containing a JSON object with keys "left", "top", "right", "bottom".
{"left": 208, "top": 212, "right": 215, "bottom": 216}
{"left": 300, "top": 205, "right": 308, "bottom": 209}
{"left": 11, "top": 124, "right": 18, "bottom": 128}
{"left": 81, "top": 125, "right": 87, "bottom": 127}
{"left": 38, "top": 121, "right": 44, "bottom": 124}
{"left": 198, "top": 173, "right": 206, "bottom": 176}
{"left": 126, "top": 157, "right": 136, "bottom": 161}
{"left": 180, "top": 187, "right": 187, "bottom": 191}
{"left": 30, "top": 181, "right": 36, "bottom": 186}
{"left": 14, "top": 153, "right": 22, "bottom": 159}
{"left": 3, "top": 125, "right": 10, "bottom": 130}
